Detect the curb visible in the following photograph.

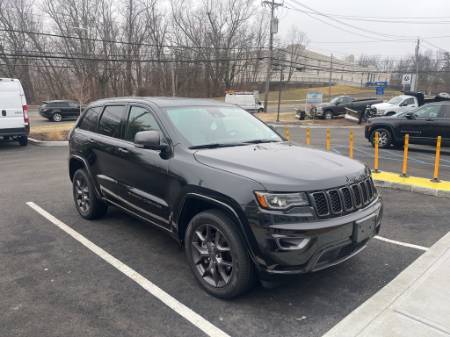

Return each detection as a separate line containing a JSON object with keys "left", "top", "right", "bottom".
{"left": 374, "top": 180, "right": 450, "bottom": 199}
{"left": 29, "top": 137, "right": 68, "bottom": 147}
{"left": 268, "top": 123, "right": 364, "bottom": 129}
{"left": 322, "top": 231, "right": 450, "bottom": 337}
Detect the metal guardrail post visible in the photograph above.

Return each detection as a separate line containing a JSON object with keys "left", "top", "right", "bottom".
{"left": 401, "top": 134, "right": 409, "bottom": 177}
{"left": 432, "top": 136, "right": 442, "bottom": 182}
{"left": 284, "top": 127, "right": 290, "bottom": 141}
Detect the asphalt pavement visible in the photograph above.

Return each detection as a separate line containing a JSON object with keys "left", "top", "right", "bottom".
{"left": 1, "top": 143, "right": 450, "bottom": 337}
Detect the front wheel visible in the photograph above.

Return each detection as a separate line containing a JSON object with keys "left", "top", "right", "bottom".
{"left": 370, "top": 128, "right": 392, "bottom": 148}
{"left": 72, "top": 169, "right": 108, "bottom": 219}
{"left": 185, "top": 210, "right": 256, "bottom": 299}
{"left": 324, "top": 110, "right": 333, "bottom": 120}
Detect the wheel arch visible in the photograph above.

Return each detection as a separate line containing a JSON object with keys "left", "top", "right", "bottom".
{"left": 175, "top": 193, "right": 260, "bottom": 263}
{"left": 69, "top": 155, "right": 102, "bottom": 198}
{"left": 370, "top": 124, "right": 399, "bottom": 144}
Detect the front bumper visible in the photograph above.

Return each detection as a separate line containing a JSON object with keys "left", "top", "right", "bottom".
{"left": 249, "top": 197, "right": 383, "bottom": 276}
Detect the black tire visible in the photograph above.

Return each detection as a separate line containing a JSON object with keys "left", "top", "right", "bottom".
{"left": 52, "top": 112, "right": 63, "bottom": 122}
{"left": 257, "top": 108, "right": 264, "bottom": 113}
{"left": 185, "top": 210, "right": 256, "bottom": 299}
{"left": 324, "top": 110, "right": 333, "bottom": 120}
{"left": 370, "top": 128, "right": 392, "bottom": 149}
{"left": 385, "top": 111, "right": 396, "bottom": 116}
{"left": 72, "top": 169, "right": 108, "bottom": 219}
{"left": 18, "top": 136, "right": 28, "bottom": 146}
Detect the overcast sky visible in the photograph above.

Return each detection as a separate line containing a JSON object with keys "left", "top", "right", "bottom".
{"left": 277, "top": 0, "right": 450, "bottom": 60}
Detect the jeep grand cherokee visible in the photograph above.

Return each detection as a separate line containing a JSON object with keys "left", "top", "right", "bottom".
{"left": 68, "top": 97, "right": 383, "bottom": 299}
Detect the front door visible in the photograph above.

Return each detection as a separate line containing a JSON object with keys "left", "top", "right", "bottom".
{"left": 396, "top": 104, "right": 441, "bottom": 144}
{"left": 113, "top": 105, "right": 171, "bottom": 229}
{"left": 436, "top": 104, "right": 450, "bottom": 145}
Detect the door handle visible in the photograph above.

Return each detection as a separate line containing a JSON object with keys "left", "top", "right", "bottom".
{"left": 117, "top": 147, "right": 130, "bottom": 154}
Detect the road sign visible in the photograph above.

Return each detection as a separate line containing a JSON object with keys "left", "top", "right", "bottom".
{"left": 376, "top": 86, "right": 385, "bottom": 96}
{"left": 306, "top": 92, "right": 323, "bottom": 104}
{"left": 402, "top": 74, "right": 412, "bottom": 85}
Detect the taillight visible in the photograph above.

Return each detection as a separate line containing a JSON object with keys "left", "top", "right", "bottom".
{"left": 23, "top": 104, "right": 29, "bottom": 125}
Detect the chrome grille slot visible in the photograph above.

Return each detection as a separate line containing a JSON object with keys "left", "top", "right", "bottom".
{"left": 352, "top": 184, "right": 362, "bottom": 207}
{"left": 360, "top": 181, "right": 368, "bottom": 204}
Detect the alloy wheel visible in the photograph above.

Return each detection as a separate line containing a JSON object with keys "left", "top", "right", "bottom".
{"left": 53, "top": 113, "right": 62, "bottom": 122}
{"left": 378, "top": 130, "right": 390, "bottom": 147}
{"left": 191, "top": 224, "right": 233, "bottom": 288}
{"left": 74, "top": 175, "right": 90, "bottom": 213}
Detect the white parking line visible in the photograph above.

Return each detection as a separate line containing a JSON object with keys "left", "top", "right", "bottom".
{"left": 374, "top": 235, "right": 429, "bottom": 251}
{"left": 26, "top": 202, "right": 231, "bottom": 337}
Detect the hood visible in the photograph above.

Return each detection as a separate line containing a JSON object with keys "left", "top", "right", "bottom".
{"left": 318, "top": 102, "right": 334, "bottom": 108}
{"left": 194, "top": 142, "right": 368, "bottom": 192}
{"left": 372, "top": 102, "right": 396, "bottom": 110}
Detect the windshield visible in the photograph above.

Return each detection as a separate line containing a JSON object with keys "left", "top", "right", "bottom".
{"left": 330, "top": 97, "right": 340, "bottom": 104}
{"left": 388, "top": 96, "right": 404, "bottom": 105}
{"left": 164, "top": 106, "right": 282, "bottom": 147}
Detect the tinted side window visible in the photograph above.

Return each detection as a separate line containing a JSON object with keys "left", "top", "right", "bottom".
{"left": 98, "top": 105, "right": 126, "bottom": 138}
{"left": 439, "top": 105, "right": 450, "bottom": 119}
{"left": 125, "top": 106, "right": 161, "bottom": 141}
{"left": 414, "top": 105, "right": 441, "bottom": 119}
{"left": 78, "top": 107, "right": 102, "bottom": 132}
{"left": 404, "top": 98, "right": 415, "bottom": 105}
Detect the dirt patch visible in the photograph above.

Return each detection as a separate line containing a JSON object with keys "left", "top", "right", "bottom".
{"left": 30, "top": 122, "right": 74, "bottom": 141}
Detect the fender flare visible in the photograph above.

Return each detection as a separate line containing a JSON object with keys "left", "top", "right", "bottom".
{"left": 69, "top": 155, "right": 102, "bottom": 198}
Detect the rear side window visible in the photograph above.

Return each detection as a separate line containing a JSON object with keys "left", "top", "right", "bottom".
{"left": 124, "top": 106, "right": 161, "bottom": 141}
{"left": 98, "top": 105, "right": 126, "bottom": 138}
{"left": 78, "top": 106, "right": 102, "bottom": 132}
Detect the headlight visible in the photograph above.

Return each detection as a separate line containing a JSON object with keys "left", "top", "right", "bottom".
{"left": 255, "top": 192, "right": 309, "bottom": 210}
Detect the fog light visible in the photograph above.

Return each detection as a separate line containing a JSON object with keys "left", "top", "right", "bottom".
{"left": 274, "top": 236, "right": 310, "bottom": 251}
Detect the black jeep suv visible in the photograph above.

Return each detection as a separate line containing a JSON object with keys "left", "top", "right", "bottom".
{"left": 39, "top": 100, "right": 81, "bottom": 122}
{"left": 69, "top": 97, "right": 383, "bottom": 298}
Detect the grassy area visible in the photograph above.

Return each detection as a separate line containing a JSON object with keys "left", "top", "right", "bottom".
{"left": 30, "top": 122, "right": 75, "bottom": 141}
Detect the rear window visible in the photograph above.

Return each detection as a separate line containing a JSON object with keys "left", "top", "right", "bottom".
{"left": 98, "top": 105, "right": 126, "bottom": 138}
{"left": 78, "top": 107, "right": 103, "bottom": 132}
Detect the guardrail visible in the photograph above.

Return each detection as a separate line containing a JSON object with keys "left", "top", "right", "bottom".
{"left": 283, "top": 127, "right": 444, "bottom": 183}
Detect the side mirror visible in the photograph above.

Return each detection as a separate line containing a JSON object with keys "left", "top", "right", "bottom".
{"left": 405, "top": 112, "right": 415, "bottom": 119}
{"left": 134, "top": 130, "right": 168, "bottom": 151}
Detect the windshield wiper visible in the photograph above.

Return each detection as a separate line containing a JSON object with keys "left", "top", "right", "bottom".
{"left": 243, "top": 139, "right": 281, "bottom": 144}
{"left": 189, "top": 143, "right": 245, "bottom": 149}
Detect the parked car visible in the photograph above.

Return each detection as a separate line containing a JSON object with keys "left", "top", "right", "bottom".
{"left": 225, "top": 91, "right": 264, "bottom": 113}
{"left": 365, "top": 102, "right": 450, "bottom": 148}
{"left": 314, "top": 96, "right": 382, "bottom": 119}
{"left": 369, "top": 92, "right": 450, "bottom": 118}
{"left": 69, "top": 97, "right": 382, "bottom": 298}
{"left": 0, "top": 78, "right": 29, "bottom": 146}
{"left": 39, "top": 100, "right": 81, "bottom": 122}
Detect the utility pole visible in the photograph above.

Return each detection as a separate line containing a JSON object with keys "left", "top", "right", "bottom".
{"left": 415, "top": 38, "right": 420, "bottom": 92}
{"left": 171, "top": 55, "right": 176, "bottom": 97}
{"left": 328, "top": 53, "right": 333, "bottom": 99}
{"left": 276, "top": 65, "right": 284, "bottom": 122}
{"left": 262, "top": 0, "right": 282, "bottom": 112}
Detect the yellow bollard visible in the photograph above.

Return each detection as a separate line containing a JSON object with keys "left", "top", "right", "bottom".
{"left": 326, "top": 128, "right": 331, "bottom": 151}
{"left": 401, "top": 134, "right": 409, "bottom": 177}
{"left": 284, "top": 127, "right": 290, "bottom": 141}
{"left": 349, "top": 130, "right": 354, "bottom": 159}
{"left": 306, "top": 128, "right": 311, "bottom": 145}
{"left": 374, "top": 131, "right": 380, "bottom": 173}
{"left": 432, "top": 136, "right": 442, "bottom": 182}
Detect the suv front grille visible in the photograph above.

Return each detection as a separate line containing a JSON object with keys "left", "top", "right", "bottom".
{"left": 310, "top": 177, "right": 377, "bottom": 219}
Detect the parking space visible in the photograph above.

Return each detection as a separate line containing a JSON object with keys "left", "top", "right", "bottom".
{"left": 2, "top": 144, "right": 450, "bottom": 337}
{"left": 275, "top": 126, "right": 450, "bottom": 181}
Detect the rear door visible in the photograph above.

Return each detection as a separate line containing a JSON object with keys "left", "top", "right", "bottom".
{"left": 0, "top": 80, "right": 25, "bottom": 130}
{"left": 436, "top": 104, "right": 450, "bottom": 145}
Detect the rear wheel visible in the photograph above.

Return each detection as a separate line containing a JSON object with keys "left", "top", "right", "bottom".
{"left": 72, "top": 169, "right": 108, "bottom": 219}
{"left": 386, "top": 111, "right": 396, "bottom": 116}
{"left": 52, "top": 112, "right": 63, "bottom": 122}
{"left": 18, "top": 136, "right": 28, "bottom": 146}
{"left": 371, "top": 128, "right": 392, "bottom": 148}
{"left": 185, "top": 210, "right": 256, "bottom": 299}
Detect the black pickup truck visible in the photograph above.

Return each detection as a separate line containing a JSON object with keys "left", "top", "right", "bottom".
{"left": 314, "top": 96, "right": 382, "bottom": 120}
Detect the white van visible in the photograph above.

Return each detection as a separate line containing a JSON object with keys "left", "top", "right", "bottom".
{"left": 0, "top": 78, "right": 29, "bottom": 146}
{"left": 225, "top": 91, "right": 264, "bottom": 113}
